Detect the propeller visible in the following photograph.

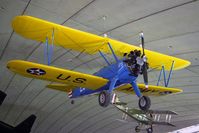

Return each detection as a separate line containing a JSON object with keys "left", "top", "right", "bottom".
{"left": 140, "top": 32, "right": 148, "bottom": 89}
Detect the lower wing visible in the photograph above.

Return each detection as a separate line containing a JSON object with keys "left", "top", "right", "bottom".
{"left": 115, "top": 83, "right": 182, "bottom": 96}
{"left": 46, "top": 84, "right": 75, "bottom": 92}
{"left": 7, "top": 60, "right": 108, "bottom": 90}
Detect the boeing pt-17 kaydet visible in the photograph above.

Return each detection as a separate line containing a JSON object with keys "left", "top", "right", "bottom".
{"left": 7, "top": 16, "right": 190, "bottom": 111}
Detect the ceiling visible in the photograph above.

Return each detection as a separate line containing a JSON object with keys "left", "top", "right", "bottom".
{"left": 0, "top": 0, "right": 199, "bottom": 132}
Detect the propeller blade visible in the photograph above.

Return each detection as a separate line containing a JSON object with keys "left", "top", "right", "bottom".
{"left": 140, "top": 32, "right": 145, "bottom": 55}
{"left": 140, "top": 32, "right": 148, "bottom": 88}
{"left": 143, "top": 62, "right": 148, "bottom": 88}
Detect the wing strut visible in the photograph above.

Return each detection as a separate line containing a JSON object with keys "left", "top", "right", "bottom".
{"left": 157, "top": 61, "right": 175, "bottom": 87}
{"left": 99, "top": 50, "right": 111, "bottom": 65}
{"left": 44, "top": 29, "right": 54, "bottom": 65}
{"left": 98, "top": 41, "right": 119, "bottom": 65}
{"left": 108, "top": 42, "right": 119, "bottom": 63}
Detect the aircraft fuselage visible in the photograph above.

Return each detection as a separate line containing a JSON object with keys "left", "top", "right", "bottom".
{"left": 71, "top": 60, "right": 137, "bottom": 98}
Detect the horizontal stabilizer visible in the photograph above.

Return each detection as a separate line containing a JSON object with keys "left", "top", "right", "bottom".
{"left": 46, "top": 84, "right": 75, "bottom": 92}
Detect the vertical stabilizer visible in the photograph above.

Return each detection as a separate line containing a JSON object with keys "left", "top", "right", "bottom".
{"left": 15, "top": 115, "right": 36, "bottom": 133}
{"left": 0, "top": 90, "right": 7, "bottom": 105}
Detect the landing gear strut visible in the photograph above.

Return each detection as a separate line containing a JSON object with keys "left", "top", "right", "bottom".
{"left": 138, "top": 96, "right": 151, "bottom": 111}
{"left": 98, "top": 91, "right": 111, "bottom": 107}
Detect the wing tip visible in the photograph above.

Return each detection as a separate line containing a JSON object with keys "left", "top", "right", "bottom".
{"left": 12, "top": 15, "right": 30, "bottom": 33}
{"left": 174, "top": 59, "right": 191, "bottom": 70}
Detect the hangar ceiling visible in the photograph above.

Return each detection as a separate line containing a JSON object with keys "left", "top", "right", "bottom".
{"left": 0, "top": 0, "right": 199, "bottom": 132}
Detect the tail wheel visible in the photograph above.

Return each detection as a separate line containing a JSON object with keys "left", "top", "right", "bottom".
{"left": 98, "top": 91, "right": 111, "bottom": 107}
{"left": 135, "top": 126, "right": 140, "bottom": 132}
{"left": 147, "top": 127, "right": 153, "bottom": 133}
{"left": 71, "top": 100, "right": 75, "bottom": 104}
{"left": 138, "top": 96, "right": 151, "bottom": 111}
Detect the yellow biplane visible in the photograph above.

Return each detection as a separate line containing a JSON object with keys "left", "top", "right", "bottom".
{"left": 7, "top": 16, "right": 190, "bottom": 110}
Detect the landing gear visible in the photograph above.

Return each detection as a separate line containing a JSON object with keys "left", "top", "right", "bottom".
{"left": 135, "top": 125, "right": 153, "bottom": 133}
{"left": 138, "top": 96, "right": 151, "bottom": 111}
{"left": 135, "top": 126, "right": 140, "bottom": 132}
{"left": 98, "top": 91, "right": 111, "bottom": 107}
{"left": 71, "top": 100, "right": 75, "bottom": 104}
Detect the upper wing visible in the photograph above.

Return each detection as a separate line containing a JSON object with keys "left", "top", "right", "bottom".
{"left": 115, "top": 83, "right": 182, "bottom": 96}
{"left": 12, "top": 15, "right": 190, "bottom": 70}
{"left": 7, "top": 60, "right": 108, "bottom": 90}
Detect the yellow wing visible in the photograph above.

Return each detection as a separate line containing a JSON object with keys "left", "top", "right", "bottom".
{"left": 12, "top": 15, "right": 190, "bottom": 70}
{"left": 116, "top": 84, "right": 182, "bottom": 96}
{"left": 7, "top": 60, "right": 108, "bottom": 90}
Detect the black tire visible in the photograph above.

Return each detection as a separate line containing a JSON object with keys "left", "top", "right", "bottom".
{"left": 71, "top": 100, "right": 75, "bottom": 104}
{"left": 98, "top": 91, "right": 111, "bottom": 107}
{"left": 135, "top": 126, "right": 140, "bottom": 132}
{"left": 138, "top": 96, "right": 151, "bottom": 111}
{"left": 147, "top": 127, "right": 153, "bottom": 133}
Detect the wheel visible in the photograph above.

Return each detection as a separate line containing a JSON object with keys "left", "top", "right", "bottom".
{"left": 98, "top": 91, "right": 111, "bottom": 107}
{"left": 146, "top": 127, "right": 153, "bottom": 133}
{"left": 138, "top": 96, "right": 151, "bottom": 111}
{"left": 135, "top": 126, "right": 140, "bottom": 132}
{"left": 71, "top": 100, "right": 74, "bottom": 104}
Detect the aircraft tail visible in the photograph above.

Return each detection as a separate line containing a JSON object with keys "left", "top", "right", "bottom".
{"left": 15, "top": 115, "right": 36, "bottom": 133}
{"left": 0, "top": 90, "right": 7, "bottom": 105}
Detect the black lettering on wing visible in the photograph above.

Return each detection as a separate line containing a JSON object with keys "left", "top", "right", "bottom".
{"left": 73, "top": 78, "right": 86, "bottom": 84}
{"left": 57, "top": 74, "right": 71, "bottom": 80}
